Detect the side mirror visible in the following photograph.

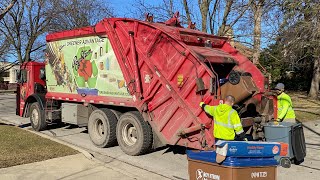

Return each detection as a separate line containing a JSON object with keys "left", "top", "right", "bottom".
{"left": 16, "top": 70, "right": 21, "bottom": 83}
{"left": 39, "top": 68, "right": 46, "bottom": 80}
{"left": 20, "top": 70, "right": 27, "bottom": 83}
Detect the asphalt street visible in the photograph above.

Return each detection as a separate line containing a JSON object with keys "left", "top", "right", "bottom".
{"left": 1, "top": 94, "right": 320, "bottom": 180}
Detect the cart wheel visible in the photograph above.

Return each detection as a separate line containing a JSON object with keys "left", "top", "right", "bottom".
{"left": 293, "top": 157, "right": 304, "bottom": 165}
{"left": 30, "top": 102, "right": 47, "bottom": 131}
{"left": 88, "top": 108, "right": 118, "bottom": 148}
{"left": 116, "top": 111, "right": 152, "bottom": 156}
{"left": 229, "top": 70, "right": 241, "bottom": 85}
{"left": 280, "top": 157, "right": 291, "bottom": 168}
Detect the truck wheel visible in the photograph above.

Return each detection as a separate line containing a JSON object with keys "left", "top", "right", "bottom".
{"left": 88, "top": 108, "right": 118, "bottom": 148}
{"left": 110, "top": 109, "right": 122, "bottom": 121}
{"left": 30, "top": 102, "right": 47, "bottom": 131}
{"left": 116, "top": 111, "right": 152, "bottom": 155}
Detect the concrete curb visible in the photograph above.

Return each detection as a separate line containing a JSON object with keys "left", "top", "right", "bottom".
{"left": 0, "top": 119, "right": 95, "bottom": 161}
{"left": 0, "top": 90, "right": 15, "bottom": 94}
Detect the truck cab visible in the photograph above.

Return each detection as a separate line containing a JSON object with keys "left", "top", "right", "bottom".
{"left": 16, "top": 61, "right": 46, "bottom": 118}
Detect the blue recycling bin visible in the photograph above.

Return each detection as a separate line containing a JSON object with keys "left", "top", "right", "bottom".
{"left": 187, "top": 141, "right": 280, "bottom": 180}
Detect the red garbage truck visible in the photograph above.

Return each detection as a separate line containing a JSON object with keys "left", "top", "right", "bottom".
{"left": 16, "top": 15, "right": 278, "bottom": 156}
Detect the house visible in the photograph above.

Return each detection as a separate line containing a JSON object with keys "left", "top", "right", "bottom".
{"left": 0, "top": 62, "right": 19, "bottom": 89}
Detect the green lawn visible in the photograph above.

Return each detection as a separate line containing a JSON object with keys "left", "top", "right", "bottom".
{"left": 0, "top": 124, "right": 78, "bottom": 168}
{"left": 288, "top": 91, "right": 320, "bottom": 122}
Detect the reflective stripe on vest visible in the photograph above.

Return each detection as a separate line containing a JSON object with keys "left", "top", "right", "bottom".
{"left": 278, "top": 107, "right": 293, "bottom": 111}
{"left": 235, "top": 128, "right": 244, "bottom": 135}
{"left": 214, "top": 109, "right": 235, "bottom": 129}
{"left": 233, "top": 123, "right": 243, "bottom": 128}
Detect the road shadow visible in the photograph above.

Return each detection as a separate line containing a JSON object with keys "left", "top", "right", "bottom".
{"left": 18, "top": 123, "right": 31, "bottom": 128}
{"left": 306, "top": 99, "right": 320, "bottom": 106}
{"left": 298, "top": 164, "right": 320, "bottom": 171}
{"left": 295, "top": 110, "right": 320, "bottom": 116}
{"left": 0, "top": 122, "right": 14, "bottom": 126}
{"left": 306, "top": 143, "right": 320, "bottom": 147}
{"left": 297, "top": 119, "right": 320, "bottom": 137}
{"left": 46, "top": 122, "right": 76, "bottom": 130}
{"left": 161, "top": 145, "right": 188, "bottom": 155}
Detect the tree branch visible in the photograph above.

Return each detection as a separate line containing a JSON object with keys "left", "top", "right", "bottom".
{"left": 0, "top": 0, "right": 17, "bottom": 20}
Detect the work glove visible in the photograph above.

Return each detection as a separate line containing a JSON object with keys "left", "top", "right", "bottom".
{"left": 274, "top": 119, "right": 280, "bottom": 125}
{"left": 200, "top": 102, "right": 205, "bottom": 108}
{"left": 243, "top": 137, "right": 248, "bottom": 141}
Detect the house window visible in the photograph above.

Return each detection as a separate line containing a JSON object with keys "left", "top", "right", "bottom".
{"left": 0, "top": 71, "right": 10, "bottom": 78}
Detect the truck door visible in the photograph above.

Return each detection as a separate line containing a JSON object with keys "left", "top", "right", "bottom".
{"left": 16, "top": 68, "right": 29, "bottom": 116}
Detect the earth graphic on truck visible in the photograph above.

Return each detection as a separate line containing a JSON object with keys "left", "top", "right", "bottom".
{"left": 72, "top": 46, "right": 99, "bottom": 96}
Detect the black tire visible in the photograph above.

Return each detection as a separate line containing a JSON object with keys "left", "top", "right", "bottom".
{"left": 110, "top": 109, "right": 122, "bottom": 121}
{"left": 30, "top": 102, "right": 47, "bottom": 131}
{"left": 116, "top": 111, "right": 153, "bottom": 156}
{"left": 88, "top": 108, "right": 118, "bottom": 148}
{"left": 229, "top": 70, "right": 241, "bottom": 85}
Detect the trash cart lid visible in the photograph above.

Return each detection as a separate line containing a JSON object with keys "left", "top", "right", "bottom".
{"left": 214, "top": 141, "right": 281, "bottom": 157}
{"left": 264, "top": 122, "right": 296, "bottom": 127}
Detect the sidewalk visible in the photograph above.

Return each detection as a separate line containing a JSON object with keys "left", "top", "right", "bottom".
{"left": 0, "top": 153, "right": 153, "bottom": 180}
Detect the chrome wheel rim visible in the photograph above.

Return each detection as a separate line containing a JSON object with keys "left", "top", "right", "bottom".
{"left": 122, "top": 123, "right": 137, "bottom": 146}
{"left": 94, "top": 119, "right": 104, "bottom": 138}
{"left": 31, "top": 109, "right": 39, "bottom": 126}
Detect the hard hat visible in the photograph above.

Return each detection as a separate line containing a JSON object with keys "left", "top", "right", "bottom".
{"left": 275, "top": 83, "right": 285, "bottom": 90}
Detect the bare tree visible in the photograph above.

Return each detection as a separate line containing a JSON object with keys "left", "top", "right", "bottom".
{"left": 0, "top": 0, "right": 17, "bottom": 61}
{"left": 217, "top": 0, "right": 233, "bottom": 36}
{"left": 198, "top": 0, "right": 212, "bottom": 32}
{"left": 279, "top": 0, "right": 320, "bottom": 99}
{"left": 48, "top": 0, "right": 114, "bottom": 32}
{"left": 0, "top": 0, "right": 51, "bottom": 63}
{"left": 183, "top": 0, "right": 192, "bottom": 23}
{"left": 129, "top": 0, "right": 180, "bottom": 23}
{"left": 251, "top": 0, "right": 264, "bottom": 64}
{"left": 0, "top": 0, "right": 17, "bottom": 20}
{"left": 0, "top": 0, "right": 114, "bottom": 63}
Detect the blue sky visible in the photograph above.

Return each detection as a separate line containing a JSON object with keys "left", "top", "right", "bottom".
{"left": 4, "top": 0, "right": 276, "bottom": 62}
{"left": 109, "top": 0, "right": 131, "bottom": 17}
{"left": 108, "top": 0, "right": 278, "bottom": 49}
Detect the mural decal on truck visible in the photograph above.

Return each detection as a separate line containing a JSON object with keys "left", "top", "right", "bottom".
{"left": 46, "top": 36, "right": 131, "bottom": 98}
{"left": 72, "top": 46, "right": 98, "bottom": 95}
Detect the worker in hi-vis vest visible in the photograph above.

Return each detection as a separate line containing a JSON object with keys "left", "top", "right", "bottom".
{"left": 200, "top": 95, "right": 247, "bottom": 141}
{"left": 274, "top": 83, "right": 296, "bottom": 122}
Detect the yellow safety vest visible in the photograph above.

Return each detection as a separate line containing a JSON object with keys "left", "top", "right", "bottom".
{"left": 203, "top": 104, "right": 244, "bottom": 140}
{"left": 277, "top": 92, "right": 296, "bottom": 121}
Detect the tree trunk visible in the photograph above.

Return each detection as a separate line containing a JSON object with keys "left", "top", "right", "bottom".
{"left": 217, "top": 0, "right": 233, "bottom": 36}
{"left": 199, "top": 0, "right": 211, "bottom": 32}
{"left": 209, "top": 0, "right": 219, "bottom": 34}
{"left": 183, "top": 0, "right": 192, "bottom": 23}
{"left": 252, "top": 0, "right": 264, "bottom": 65}
{"left": 308, "top": 58, "right": 320, "bottom": 99}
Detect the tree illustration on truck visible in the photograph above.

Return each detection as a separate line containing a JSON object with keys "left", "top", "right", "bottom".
{"left": 72, "top": 46, "right": 99, "bottom": 96}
